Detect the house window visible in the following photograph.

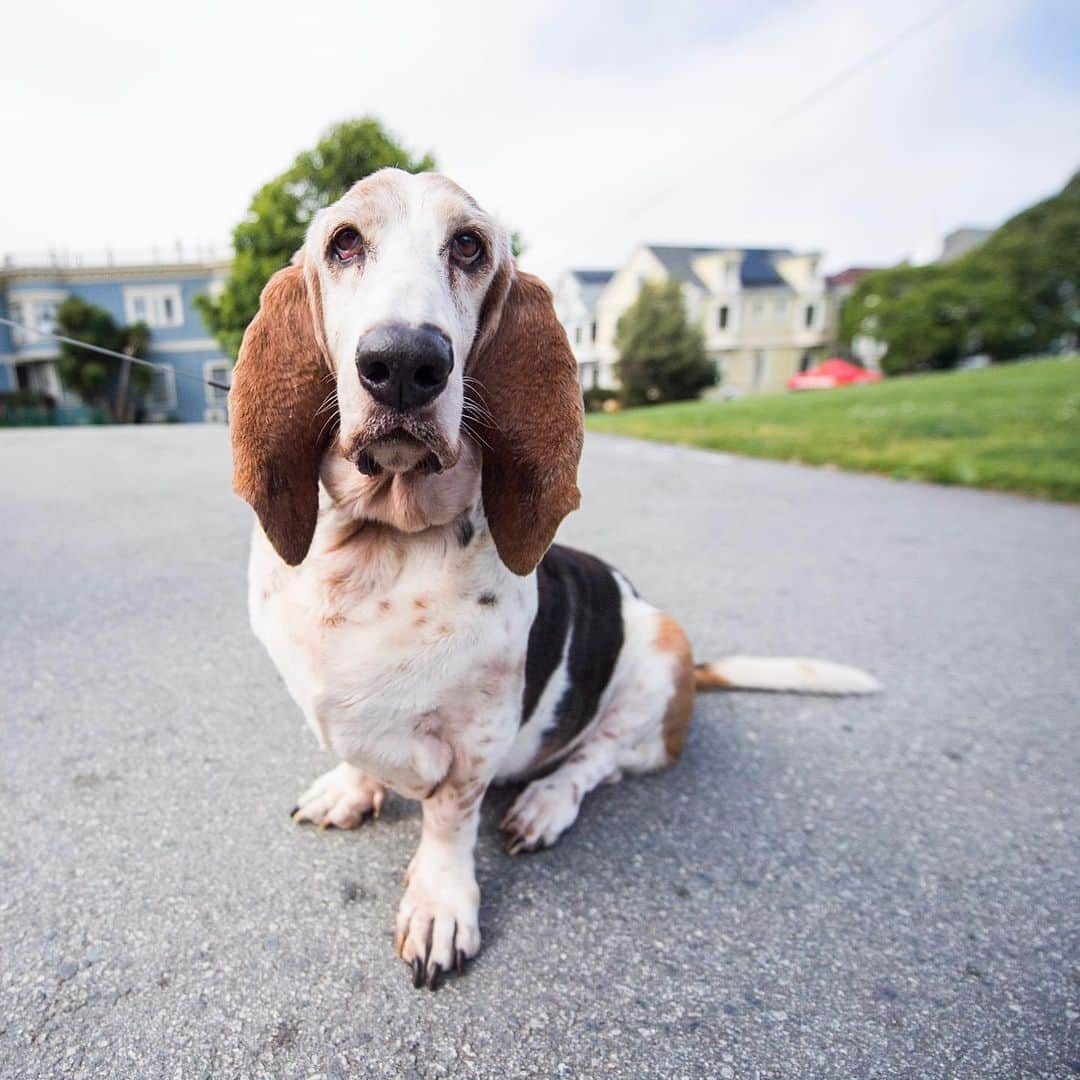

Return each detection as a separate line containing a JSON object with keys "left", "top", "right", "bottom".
{"left": 774, "top": 300, "right": 788, "bottom": 316}
{"left": 8, "top": 300, "right": 26, "bottom": 342}
{"left": 590, "top": 320, "right": 597, "bottom": 343}
{"left": 123, "top": 286, "right": 184, "bottom": 329}
{"left": 575, "top": 324, "right": 583, "bottom": 345}
{"left": 40, "top": 301, "right": 60, "bottom": 333}
{"left": 753, "top": 351, "right": 768, "bottom": 387}
{"left": 7, "top": 292, "right": 66, "bottom": 344}
{"left": 718, "top": 305, "right": 729, "bottom": 330}
{"left": 204, "top": 360, "right": 231, "bottom": 406}
{"left": 146, "top": 366, "right": 177, "bottom": 410}
{"left": 752, "top": 301, "right": 764, "bottom": 322}
{"left": 804, "top": 304, "right": 816, "bottom": 328}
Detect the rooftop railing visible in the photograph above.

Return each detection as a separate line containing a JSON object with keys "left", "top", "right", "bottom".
{"left": 2, "top": 244, "right": 233, "bottom": 271}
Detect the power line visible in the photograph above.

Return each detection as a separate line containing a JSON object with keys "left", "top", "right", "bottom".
{"left": 0, "top": 316, "right": 231, "bottom": 391}
{"left": 622, "top": 0, "right": 971, "bottom": 225}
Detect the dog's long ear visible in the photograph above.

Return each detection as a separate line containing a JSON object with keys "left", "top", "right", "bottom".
{"left": 229, "top": 260, "right": 331, "bottom": 566}
{"left": 468, "top": 269, "right": 584, "bottom": 576}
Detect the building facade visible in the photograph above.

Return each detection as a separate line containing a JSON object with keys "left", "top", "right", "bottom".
{"left": 0, "top": 250, "right": 232, "bottom": 423}
{"left": 554, "top": 244, "right": 841, "bottom": 396}
{"left": 551, "top": 269, "right": 614, "bottom": 391}
{"left": 937, "top": 227, "right": 992, "bottom": 263}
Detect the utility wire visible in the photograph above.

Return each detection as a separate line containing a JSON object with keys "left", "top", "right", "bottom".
{"left": 0, "top": 316, "right": 231, "bottom": 391}
{"left": 622, "top": 0, "right": 971, "bottom": 224}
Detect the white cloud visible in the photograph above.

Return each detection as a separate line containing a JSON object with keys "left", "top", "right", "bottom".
{"left": 1, "top": 0, "right": 1075, "bottom": 282}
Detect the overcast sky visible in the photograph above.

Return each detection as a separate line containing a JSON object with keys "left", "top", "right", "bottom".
{"left": 2, "top": 0, "right": 1077, "bottom": 282}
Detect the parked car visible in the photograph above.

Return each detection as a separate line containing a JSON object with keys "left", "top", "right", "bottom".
{"left": 788, "top": 358, "right": 883, "bottom": 391}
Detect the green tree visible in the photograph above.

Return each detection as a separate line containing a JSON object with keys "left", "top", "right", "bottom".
{"left": 615, "top": 280, "right": 715, "bottom": 406}
{"left": 841, "top": 171, "right": 1080, "bottom": 374}
{"left": 196, "top": 118, "right": 435, "bottom": 357}
{"left": 55, "top": 297, "right": 151, "bottom": 420}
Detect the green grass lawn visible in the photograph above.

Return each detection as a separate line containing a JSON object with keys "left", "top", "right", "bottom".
{"left": 585, "top": 357, "right": 1080, "bottom": 501}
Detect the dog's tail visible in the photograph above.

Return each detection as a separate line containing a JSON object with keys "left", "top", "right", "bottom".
{"left": 694, "top": 656, "right": 880, "bottom": 695}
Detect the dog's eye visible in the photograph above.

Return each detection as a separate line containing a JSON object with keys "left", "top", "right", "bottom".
{"left": 331, "top": 227, "right": 363, "bottom": 262}
{"left": 451, "top": 232, "right": 483, "bottom": 266}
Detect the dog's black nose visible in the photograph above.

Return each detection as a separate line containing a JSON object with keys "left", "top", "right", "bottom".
{"left": 355, "top": 324, "right": 453, "bottom": 411}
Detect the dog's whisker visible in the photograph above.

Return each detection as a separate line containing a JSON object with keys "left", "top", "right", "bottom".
{"left": 462, "top": 402, "right": 496, "bottom": 428}
{"left": 318, "top": 413, "right": 341, "bottom": 445}
{"left": 461, "top": 398, "right": 497, "bottom": 428}
{"left": 461, "top": 399, "right": 492, "bottom": 419}
{"left": 459, "top": 418, "right": 492, "bottom": 452}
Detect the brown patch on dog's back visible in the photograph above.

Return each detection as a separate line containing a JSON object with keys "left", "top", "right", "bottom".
{"left": 655, "top": 613, "right": 694, "bottom": 763}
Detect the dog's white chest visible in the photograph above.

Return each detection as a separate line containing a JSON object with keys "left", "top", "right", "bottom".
{"left": 247, "top": 514, "right": 535, "bottom": 796}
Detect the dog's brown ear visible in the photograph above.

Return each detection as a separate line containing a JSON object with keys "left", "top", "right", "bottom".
{"left": 229, "top": 261, "right": 331, "bottom": 566}
{"left": 468, "top": 270, "right": 584, "bottom": 576}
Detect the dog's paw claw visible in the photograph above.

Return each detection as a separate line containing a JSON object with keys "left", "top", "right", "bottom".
{"left": 499, "top": 777, "right": 584, "bottom": 853}
{"left": 292, "top": 763, "right": 387, "bottom": 831}
{"left": 396, "top": 871, "right": 481, "bottom": 989}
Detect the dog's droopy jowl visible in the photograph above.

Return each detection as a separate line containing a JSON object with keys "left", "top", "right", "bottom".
{"left": 229, "top": 168, "right": 879, "bottom": 989}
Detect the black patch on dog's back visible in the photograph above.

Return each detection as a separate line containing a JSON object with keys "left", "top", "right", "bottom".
{"left": 521, "top": 545, "right": 625, "bottom": 760}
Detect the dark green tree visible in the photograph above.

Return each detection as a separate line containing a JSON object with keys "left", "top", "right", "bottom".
{"left": 55, "top": 297, "right": 150, "bottom": 420}
{"left": 196, "top": 118, "right": 435, "bottom": 357}
{"left": 615, "top": 281, "right": 715, "bottom": 406}
{"left": 841, "top": 171, "right": 1080, "bottom": 374}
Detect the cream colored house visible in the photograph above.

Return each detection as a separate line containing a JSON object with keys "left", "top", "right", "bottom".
{"left": 551, "top": 269, "right": 613, "bottom": 390}
{"left": 554, "top": 244, "right": 838, "bottom": 396}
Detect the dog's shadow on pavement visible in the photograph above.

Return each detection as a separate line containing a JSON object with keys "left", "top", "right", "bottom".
{"left": 471, "top": 695, "right": 779, "bottom": 957}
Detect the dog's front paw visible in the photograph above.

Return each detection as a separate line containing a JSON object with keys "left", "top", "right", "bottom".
{"left": 395, "top": 859, "right": 481, "bottom": 990}
{"left": 291, "top": 762, "right": 386, "bottom": 829}
{"left": 500, "top": 775, "right": 587, "bottom": 854}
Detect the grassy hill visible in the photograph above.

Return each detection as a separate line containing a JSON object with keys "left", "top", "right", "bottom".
{"left": 585, "top": 357, "right": 1080, "bottom": 501}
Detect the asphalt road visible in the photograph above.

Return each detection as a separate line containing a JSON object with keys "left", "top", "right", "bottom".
{"left": 1, "top": 425, "right": 1077, "bottom": 1079}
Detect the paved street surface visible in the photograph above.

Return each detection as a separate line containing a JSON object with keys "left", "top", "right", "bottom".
{"left": 1, "top": 425, "right": 1077, "bottom": 1079}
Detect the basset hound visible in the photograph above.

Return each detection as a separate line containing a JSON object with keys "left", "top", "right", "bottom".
{"left": 229, "top": 168, "right": 879, "bottom": 989}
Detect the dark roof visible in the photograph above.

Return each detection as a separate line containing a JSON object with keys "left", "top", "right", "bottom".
{"left": 566, "top": 269, "right": 615, "bottom": 311}
{"left": 644, "top": 245, "right": 794, "bottom": 289}
{"left": 569, "top": 269, "right": 615, "bottom": 285}
{"left": 826, "top": 266, "right": 879, "bottom": 288}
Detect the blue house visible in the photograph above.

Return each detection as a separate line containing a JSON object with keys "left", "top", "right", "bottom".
{"left": 0, "top": 249, "right": 233, "bottom": 423}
